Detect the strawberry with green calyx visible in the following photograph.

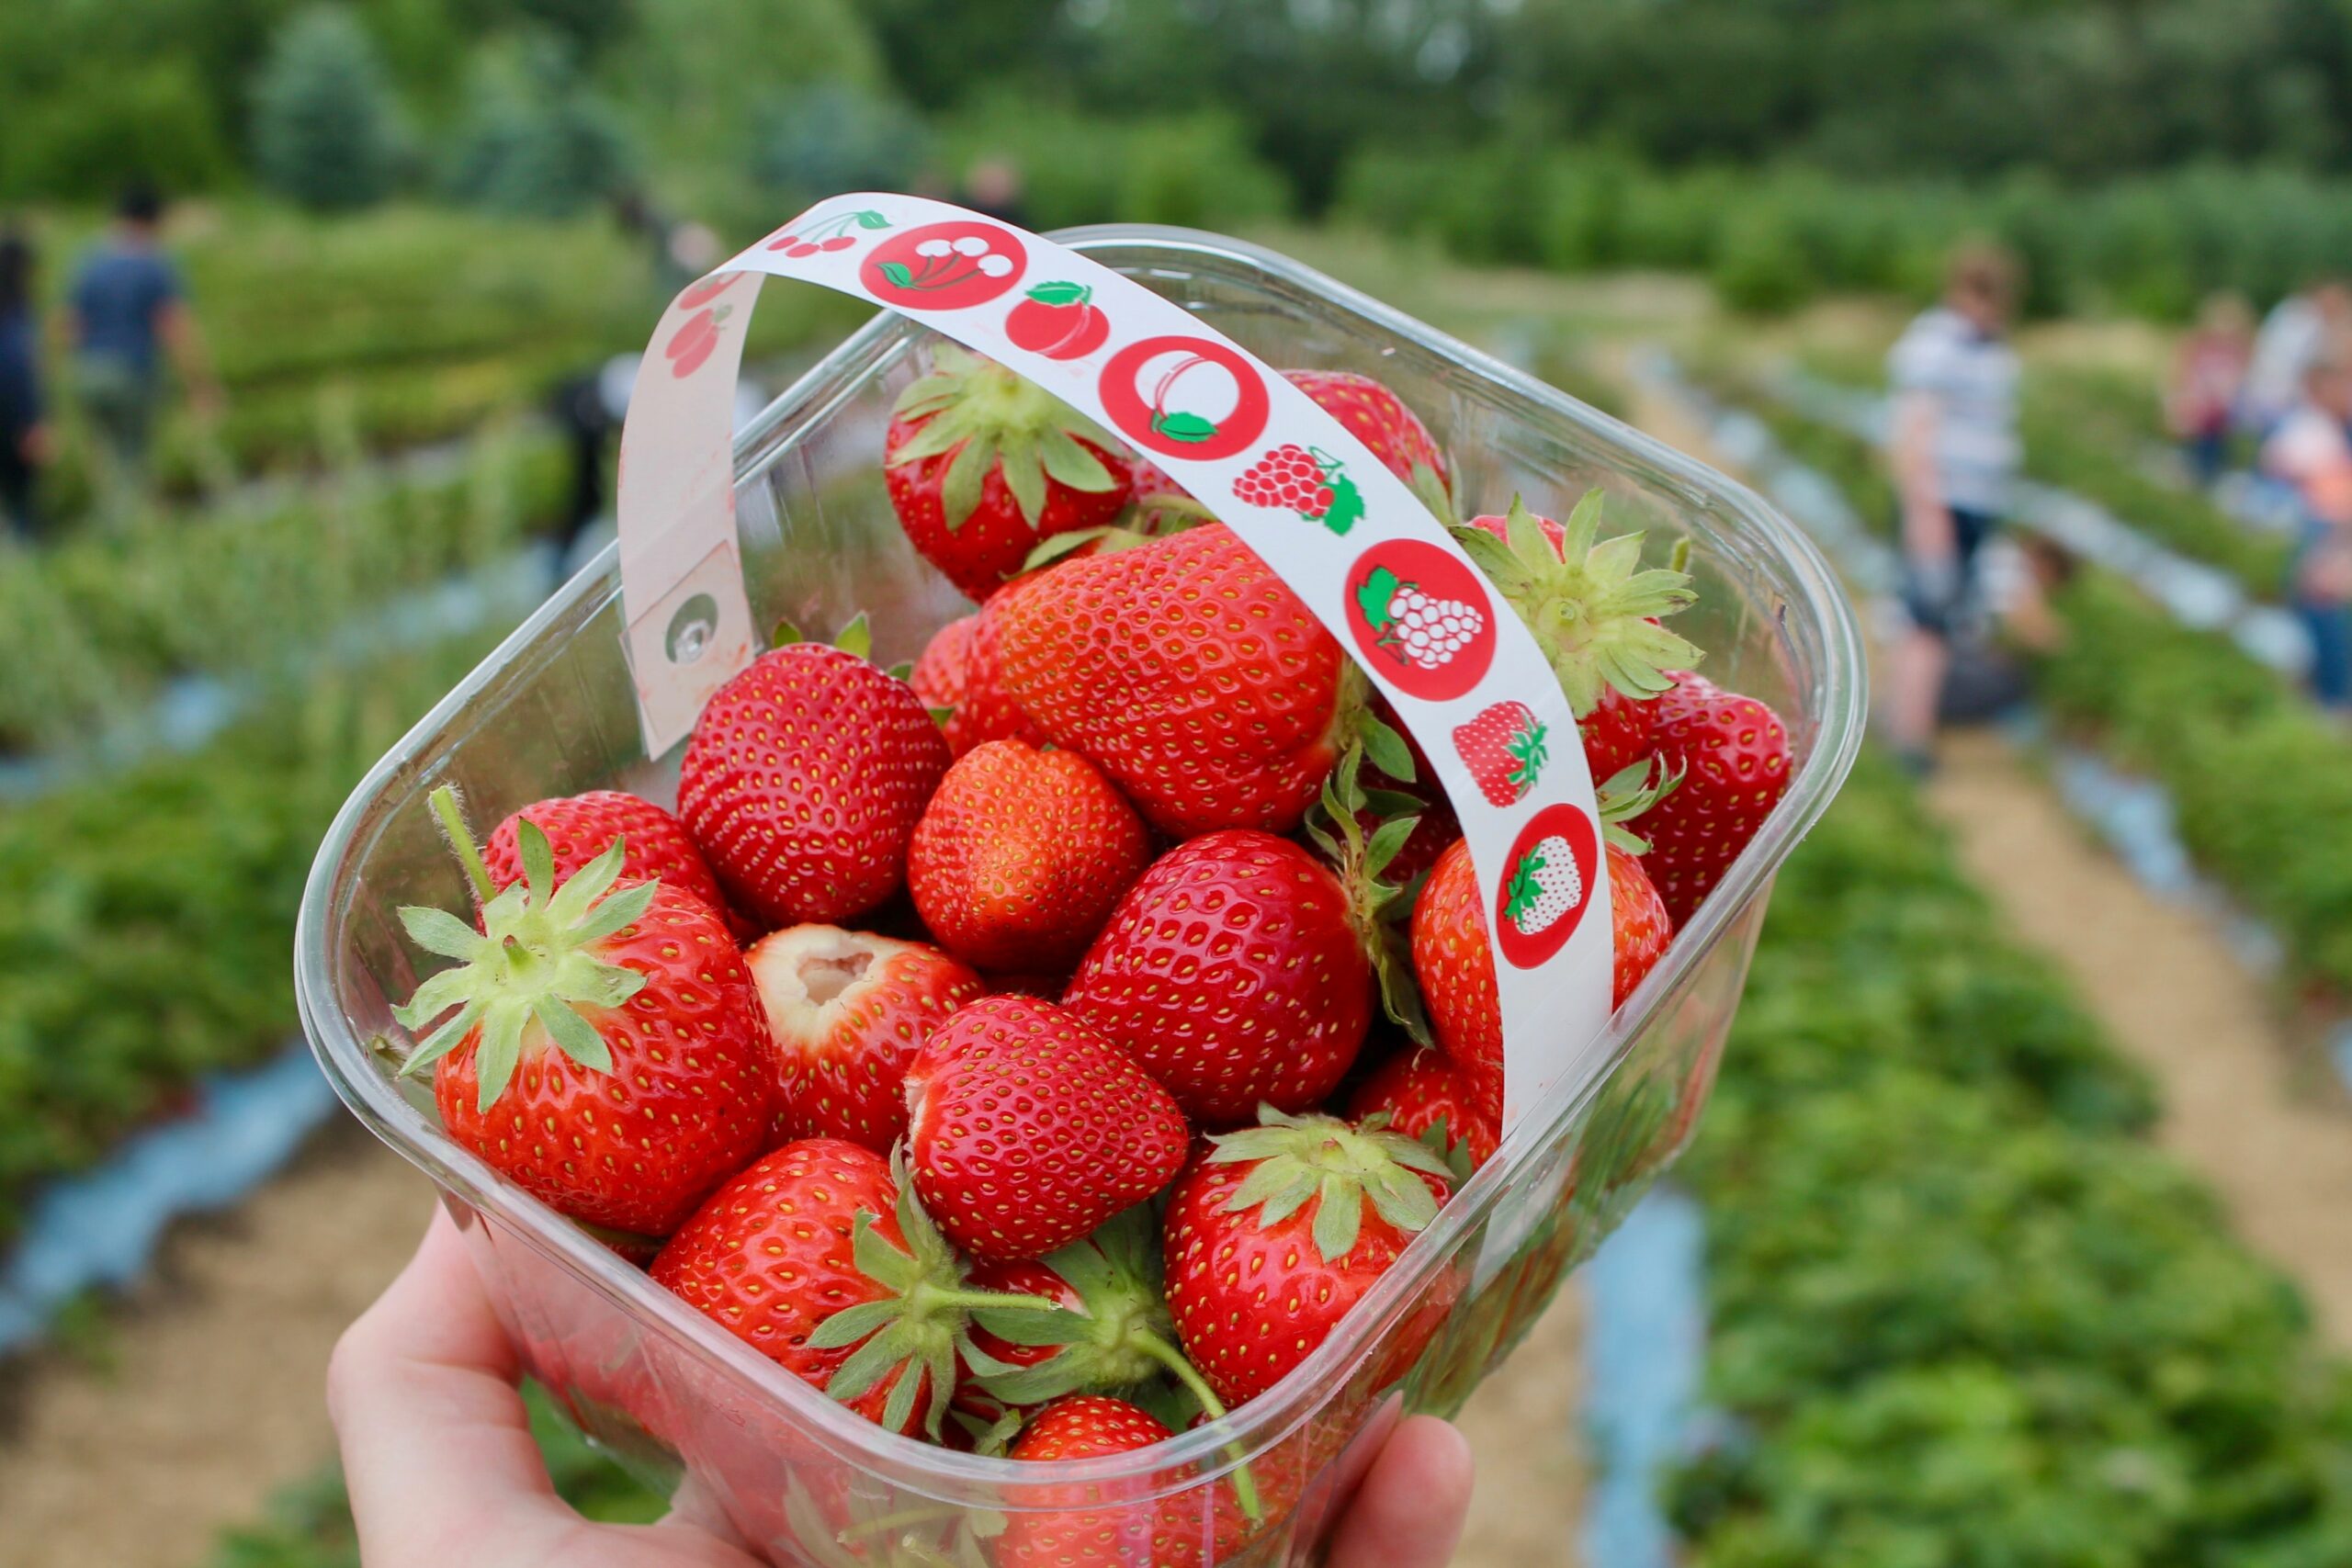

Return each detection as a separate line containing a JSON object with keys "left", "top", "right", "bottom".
{"left": 1348, "top": 1047, "right": 1499, "bottom": 1176}
{"left": 1639, "top": 672, "right": 1792, "bottom": 925}
{"left": 393, "top": 785, "right": 775, "bottom": 1239}
{"left": 1302, "top": 749, "right": 1434, "bottom": 1047}
{"left": 965, "top": 1209, "right": 1220, "bottom": 1414}
{"left": 1454, "top": 491, "right": 1701, "bottom": 721}
{"left": 483, "top": 789, "right": 748, "bottom": 938}
{"left": 887, "top": 344, "right": 1135, "bottom": 602}
{"left": 1164, "top": 1107, "right": 1455, "bottom": 1405}
{"left": 651, "top": 1141, "right": 1067, "bottom": 1440}
{"left": 998, "top": 1396, "right": 1200, "bottom": 1568}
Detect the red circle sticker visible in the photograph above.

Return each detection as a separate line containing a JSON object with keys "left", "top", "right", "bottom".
{"left": 1492, "top": 804, "right": 1600, "bottom": 970}
{"left": 1097, "top": 335, "right": 1272, "bottom": 459}
{"left": 862, "top": 222, "right": 1026, "bottom": 310}
{"left": 1343, "top": 538, "right": 1497, "bottom": 701}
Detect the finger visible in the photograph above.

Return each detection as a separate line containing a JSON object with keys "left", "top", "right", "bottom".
{"left": 329, "top": 1205, "right": 573, "bottom": 1561}
{"left": 1325, "top": 1416, "right": 1474, "bottom": 1568}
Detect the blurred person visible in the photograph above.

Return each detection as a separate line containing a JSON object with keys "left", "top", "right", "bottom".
{"left": 330, "top": 1208, "right": 1476, "bottom": 1568}
{"left": 960, "top": 158, "right": 1028, "bottom": 227}
{"left": 0, "top": 229, "right": 46, "bottom": 542}
{"left": 2242, "top": 279, "right": 2350, "bottom": 435}
{"left": 1884, "top": 242, "right": 2023, "bottom": 773}
{"left": 2166, "top": 292, "right": 2253, "bottom": 486}
{"left": 62, "top": 180, "right": 222, "bottom": 521}
{"left": 2259, "top": 332, "right": 2352, "bottom": 708}
{"left": 615, "top": 189, "right": 724, "bottom": 305}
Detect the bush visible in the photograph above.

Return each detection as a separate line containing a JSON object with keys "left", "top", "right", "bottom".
{"left": 1711, "top": 209, "right": 1812, "bottom": 315}
{"left": 935, "top": 103, "right": 1291, "bottom": 231}
{"left": 0, "top": 59, "right": 235, "bottom": 200}
{"left": 748, "top": 81, "right": 929, "bottom": 201}
{"left": 442, "top": 32, "right": 633, "bottom": 219}
{"left": 252, "top": 6, "right": 405, "bottom": 211}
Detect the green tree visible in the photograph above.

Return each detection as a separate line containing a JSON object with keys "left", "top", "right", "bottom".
{"left": 253, "top": 6, "right": 405, "bottom": 210}
{"left": 442, "top": 30, "right": 632, "bottom": 218}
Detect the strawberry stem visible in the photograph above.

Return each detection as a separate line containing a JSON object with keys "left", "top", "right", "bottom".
{"left": 428, "top": 784, "right": 498, "bottom": 907}
{"left": 1132, "top": 1332, "right": 1263, "bottom": 1522}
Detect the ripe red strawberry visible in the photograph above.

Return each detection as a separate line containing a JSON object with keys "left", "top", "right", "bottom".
{"left": 996, "top": 523, "right": 1354, "bottom": 837}
{"left": 1000, "top": 1397, "right": 1194, "bottom": 1568}
{"left": 392, "top": 786, "right": 775, "bottom": 1239}
{"left": 678, "top": 637, "right": 951, "bottom": 929}
{"left": 652, "top": 1139, "right": 1066, "bottom": 1438}
{"left": 482, "top": 789, "right": 749, "bottom": 939}
{"left": 1283, "top": 368, "right": 1452, "bottom": 511}
{"left": 910, "top": 582, "right": 1052, "bottom": 759}
{"left": 887, "top": 344, "right": 1134, "bottom": 602}
{"left": 1410, "top": 829, "right": 1675, "bottom": 1120}
{"left": 1162, "top": 1109, "right": 1454, "bottom": 1405}
{"left": 1348, "top": 1046, "right": 1501, "bottom": 1173}
{"left": 1458, "top": 493, "right": 1699, "bottom": 765}
{"left": 747, "top": 923, "right": 985, "bottom": 1153}
{"left": 1641, "top": 673, "right": 1792, "bottom": 924}
{"left": 905, "top": 997, "right": 1189, "bottom": 1261}
{"left": 909, "top": 739, "right": 1151, "bottom": 974}
{"left": 1064, "top": 829, "right": 1374, "bottom": 1128}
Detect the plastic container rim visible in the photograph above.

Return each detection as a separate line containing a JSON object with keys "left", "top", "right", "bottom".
{"left": 293, "top": 221, "right": 1866, "bottom": 1499}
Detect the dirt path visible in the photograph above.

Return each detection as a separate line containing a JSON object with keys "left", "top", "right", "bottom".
{"left": 1622, "top": 360, "right": 2352, "bottom": 1351}
{"left": 1925, "top": 733, "right": 2352, "bottom": 1346}
{"left": 1455, "top": 1287, "right": 1586, "bottom": 1568}
{"left": 0, "top": 1129, "right": 430, "bottom": 1568}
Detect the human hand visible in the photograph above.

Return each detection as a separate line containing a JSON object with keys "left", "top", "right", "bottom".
{"left": 331, "top": 1209, "right": 1476, "bottom": 1568}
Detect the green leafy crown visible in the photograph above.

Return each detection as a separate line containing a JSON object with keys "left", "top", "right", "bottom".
{"left": 1207, "top": 1106, "right": 1456, "bottom": 1263}
{"left": 1451, "top": 491, "right": 1701, "bottom": 716}
{"left": 888, "top": 343, "right": 1124, "bottom": 533}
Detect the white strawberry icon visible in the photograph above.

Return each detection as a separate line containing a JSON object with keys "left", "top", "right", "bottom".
{"left": 1356, "top": 565, "right": 1485, "bottom": 671}
{"left": 1502, "top": 835, "right": 1583, "bottom": 936}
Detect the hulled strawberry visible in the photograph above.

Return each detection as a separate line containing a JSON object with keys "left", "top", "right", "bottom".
{"left": 887, "top": 344, "right": 1134, "bottom": 602}
{"left": 1411, "top": 767, "right": 1680, "bottom": 1117}
{"left": 1457, "top": 492, "right": 1699, "bottom": 767}
{"left": 1163, "top": 1109, "right": 1454, "bottom": 1405}
{"left": 908, "top": 739, "right": 1151, "bottom": 975}
{"left": 909, "top": 604, "right": 1046, "bottom": 757}
{"left": 1348, "top": 1047, "right": 1501, "bottom": 1174}
{"left": 1641, "top": 673, "right": 1792, "bottom": 925}
{"left": 747, "top": 923, "right": 985, "bottom": 1153}
{"left": 1000, "top": 1397, "right": 1196, "bottom": 1568}
{"left": 905, "top": 997, "right": 1189, "bottom": 1261}
{"left": 1284, "top": 368, "right": 1452, "bottom": 513}
{"left": 483, "top": 789, "right": 746, "bottom": 937}
{"left": 1064, "top": 829, "right": 1374, "bottom": 1128}
{"left": 652, "top": 1140, "right": 1064, "bottom": 1438}
{"left": 995, "top": 524, "right": 1356, "bottom": 837}
{"left": 392, "top": 787, "right": 775, "bottom": 1239}
{"left": 678, "top": 631, "right": 951, "bottom": 929}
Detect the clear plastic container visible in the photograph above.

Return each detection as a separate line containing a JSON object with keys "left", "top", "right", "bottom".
{"left": 296, "top": 225, "right": 1864, "bottom": 1565}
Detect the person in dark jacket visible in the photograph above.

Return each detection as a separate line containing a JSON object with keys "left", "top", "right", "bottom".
{"left": 0, "top": 229, "right": 45, "bottom": 541}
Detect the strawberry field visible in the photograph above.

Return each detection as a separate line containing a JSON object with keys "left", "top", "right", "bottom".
{"left": 6, "top": 209, "right": 2352, "bottom": 1568}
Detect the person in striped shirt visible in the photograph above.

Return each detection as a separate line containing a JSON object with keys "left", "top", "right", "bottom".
{"left": 1885, "top": 243, "right": 2024, "bottom": 773}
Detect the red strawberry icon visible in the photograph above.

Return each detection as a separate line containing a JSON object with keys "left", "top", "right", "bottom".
{"left": 1453, "top": 701, "right": 1549, "bottom": 807}
{"left": 1004, "top": 280, "right": 1111, "bottom": 360}
{"left": 665, "top": 304, "right": 729, "bottom": 379}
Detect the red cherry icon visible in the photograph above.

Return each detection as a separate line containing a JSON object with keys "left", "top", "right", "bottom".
{"left": 1004, "top": 281, "right": 1111, "bottom": 361}
{"left": 665, "top": 307, "right": 725, "bottom": 378}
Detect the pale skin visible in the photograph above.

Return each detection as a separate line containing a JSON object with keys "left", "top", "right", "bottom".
{"left": 330, "top": 1209, "right": 1477, "bottom": 1568}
